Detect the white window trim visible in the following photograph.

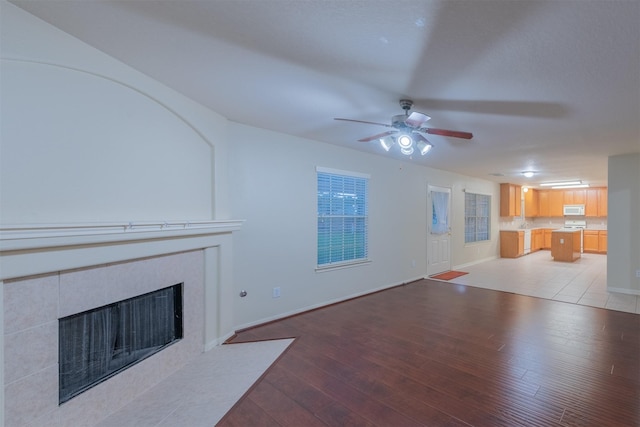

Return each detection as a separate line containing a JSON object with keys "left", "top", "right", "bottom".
{"left": 316, "top": 166, "right": 370, "bottom": 179}
{"left": 316, "top": 166, "right": 370, "bottom": 270}
{"left": 464, "top": 191, "right": 492, "bottom": 244}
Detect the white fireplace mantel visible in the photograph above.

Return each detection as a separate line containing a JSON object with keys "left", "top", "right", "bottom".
{"left": 0, "top": 220, "right": 243, "bottom": 281}
{"left": 1, "top": 220, "right": 244, "bottom": 427}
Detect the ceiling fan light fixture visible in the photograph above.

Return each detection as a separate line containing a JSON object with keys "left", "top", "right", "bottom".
{"left": 416, "top": 139, "right": 433, "bottom": 155}
{"left": 379, "top": 137, "right": 394, "bottom": 152}
{"left": 400, "top": 146, "right": 414, "bottom": 156}
{"left": 397, "top": 134, "right": 413, "bottom": 149}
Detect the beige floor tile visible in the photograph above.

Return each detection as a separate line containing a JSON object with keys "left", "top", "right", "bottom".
{"left": 450, "top": 251, "right": 638, "bottom": 315}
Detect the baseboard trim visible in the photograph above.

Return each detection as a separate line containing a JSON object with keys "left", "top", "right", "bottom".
{"left": 231, "top": 276, "right": 425, "bottom": 336}
{"left": 607, "top": 287, "right": 640, "bottom": 296}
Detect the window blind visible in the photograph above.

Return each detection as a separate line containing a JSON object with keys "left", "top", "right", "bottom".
{"left": 317, "top": 169, "right": 369, "bottom": 266}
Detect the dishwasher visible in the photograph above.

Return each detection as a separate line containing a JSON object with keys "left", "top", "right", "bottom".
{"left": 523, "top": 229, "right": 532, "bottom": 254}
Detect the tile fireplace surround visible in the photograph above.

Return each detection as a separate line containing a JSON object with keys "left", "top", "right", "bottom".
{"left": 0, "top": 221, "right": 242, "bottom": 427}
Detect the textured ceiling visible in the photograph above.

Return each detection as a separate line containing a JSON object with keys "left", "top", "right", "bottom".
{"left": 10, "top": 0, "right": 640, "bottom": 187}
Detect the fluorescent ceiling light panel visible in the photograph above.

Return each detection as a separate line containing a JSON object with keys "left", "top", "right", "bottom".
{"left": 540, "top": 180, "right": 582, "bottom": 187}
{"left": 551, "top": 184, "right": 590, "bottom": 189}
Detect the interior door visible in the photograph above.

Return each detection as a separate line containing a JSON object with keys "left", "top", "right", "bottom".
{"left": 427, "top": 185, "right": 452, "bottom": 276}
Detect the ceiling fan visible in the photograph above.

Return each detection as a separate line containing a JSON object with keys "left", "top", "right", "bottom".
{"left": 334, "top": 99, "right": 473, "bottom": 156}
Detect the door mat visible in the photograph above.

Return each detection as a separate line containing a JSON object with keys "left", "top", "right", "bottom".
{"left": 429, "top": 270, "right": 469, "bottom": 281}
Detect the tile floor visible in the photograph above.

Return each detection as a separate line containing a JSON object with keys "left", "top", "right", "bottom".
{"left": 448, "top": 251, "right": 640, "bottom": 314}
{"left": 97, "top": 339, "right": 294, "bottom": 427}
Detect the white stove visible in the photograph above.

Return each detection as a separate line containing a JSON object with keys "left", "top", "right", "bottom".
{"left": 564, "top": 220, "right": 587, "bottom": 252}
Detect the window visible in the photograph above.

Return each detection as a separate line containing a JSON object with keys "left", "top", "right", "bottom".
{"left": 317, "top": 167, "right": 369, "bottom": 268}
{"left": 465, "top": 192, "right": 491, "bottom": 243}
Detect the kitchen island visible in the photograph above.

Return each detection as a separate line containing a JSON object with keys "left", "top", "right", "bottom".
{"left": 551, "top": 228, "right": 581, "bottom": 262}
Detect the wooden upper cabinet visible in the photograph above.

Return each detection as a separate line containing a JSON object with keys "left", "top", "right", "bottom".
{"left": 548, "top": 190, "right": 564, "bottom": 217}
{"left": 512, "top": 187, "right": 606, "bottom": 218}
{"left": 500, "top": 183, "right": 522, "bottom": 217}
{"left": 524, "top": 189, "right": 538, "bottom": 217}
{"left": 538, "top": 190, "right": 549, "bottom": 217}
{"left": 598, "top": 188, "right": 607, "bottom": 216}
{"left": 585, "top": 187, "right": 607, "bottom": 217}
{"left": 585, "top": 188, "right": 599, "bottom": 216}
{"left": 564, "top": 189, "right": 586, "bottom": 205}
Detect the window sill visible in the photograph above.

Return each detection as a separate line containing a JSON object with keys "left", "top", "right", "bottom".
{"left": 315, "top": 259, "right": 371, "bottom": 273}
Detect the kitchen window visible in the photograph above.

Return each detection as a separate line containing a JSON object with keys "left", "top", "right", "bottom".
{"left": 316, "top": 167, "right": 369, "bottom": 269}
{"left": 465, "top": 192, "right": 491, "bottom": 243}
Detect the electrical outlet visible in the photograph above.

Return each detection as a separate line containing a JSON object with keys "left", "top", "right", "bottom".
{"left": 411, "top": 259, "right": 416, "bottom": 268}
{"left": 272, "top": 287, "right": 281, "bottom": 298}
{"left": 636, "top": 270, "right": 640, "bottom": 278}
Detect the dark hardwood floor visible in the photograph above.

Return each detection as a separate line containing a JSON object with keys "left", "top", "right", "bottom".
{"left": 218, "top": 279, "right": 640, "bottom": 426}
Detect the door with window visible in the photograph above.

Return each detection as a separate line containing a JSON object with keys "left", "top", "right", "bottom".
{"left": 427, "top": 185, "right": 452, "bottom": 276}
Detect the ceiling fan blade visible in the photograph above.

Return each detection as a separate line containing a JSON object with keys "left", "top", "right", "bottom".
{"left": 405, "top": 111, "right": 430, "bottom": 128}
{"left": 334, "top": 118, "right": 393, "bottom": 128}
{"left": 424, "top": 128, "right": 473, "bottom": 140}
{"left": 358, "top": 130, "right": 397, "bottom": 142}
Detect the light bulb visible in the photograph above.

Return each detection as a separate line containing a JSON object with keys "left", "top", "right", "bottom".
{"left": 397, "top": 134, "right": 413, "bottom": 149}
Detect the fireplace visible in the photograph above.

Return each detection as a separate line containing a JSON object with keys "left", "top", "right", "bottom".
{"left": 59, "top": 283, "right": 184, "bottom": 404}
{"left": 1, "top": 220, "right": 242, "bottom": 427}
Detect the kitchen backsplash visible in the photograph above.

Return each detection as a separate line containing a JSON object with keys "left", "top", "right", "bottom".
{"left": 499, "top": 217, "right": 607, "bottom": 230}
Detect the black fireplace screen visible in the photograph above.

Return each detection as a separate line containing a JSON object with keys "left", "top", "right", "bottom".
{"left": 59, "top": 283, "right": 183, "bottom": 404}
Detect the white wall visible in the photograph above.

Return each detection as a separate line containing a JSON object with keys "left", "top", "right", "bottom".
{"left": 1, "top": 0, "right": 504, "bottom": 401}
{"left": 227, "top": 122, "right": 500, "bottom": 328}
{"left": 1, "top": 5, "right": 234, "bottom": 425}
{"left": 607, "top": 153, "right": 640, "bottom": 295}
{"left": 0, "top": 1, "right": 230, "bottom": 223}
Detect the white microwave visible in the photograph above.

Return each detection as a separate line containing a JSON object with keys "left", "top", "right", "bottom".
{"left": 563, "top": 204, "right": 585, "bottom": 216}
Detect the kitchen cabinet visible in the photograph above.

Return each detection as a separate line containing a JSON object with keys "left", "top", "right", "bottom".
{"left": 524, "top": 189, "right": 538, "bottom": 217}
{"left": 500, "top": 230, "right": 524, "bottom": 258}
{"left": 598, "top": 189, "right": 607, "bottom": 216}
{"left": 531, "top": 228, "right": 544, "bottom": 251}
{"left": 585, "top": 187, "right": 608, "bottom": 217}
{"left": 500, "top": 183, "right": 521, "bottom": 217}
{"left": 543, "top": 229, "right": 553, "bottom": 249}
{"left": 585, "top": 189, "right": 599, "bottom": 216}
{"left": 551, "top": 229, "right": 581, "bottom": 262}
{"left": 531, "top": 188, "right": 606, "bottom": 218}
{"left": 564, "top": 189, "right": 586, "bottom": 205}
{"left": 584, "top": 230, "right": 607, "bottom": 253}
{"left": 598, "top": 231, "right": 607, "bottom": 253}
{"left": 583, "top": 230, "right": 599, "bottom": 252}
{"left": 548, "top": 191, "right": 564, "bottom": 217}
{"left": 538, "top": 190, "right": 549, "bottom": 217}
{"left": 537, "top": 190, "right": 564, "bottom": 217}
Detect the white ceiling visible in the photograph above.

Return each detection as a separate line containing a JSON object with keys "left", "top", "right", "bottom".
{"left": 11, "top": 0, "right": 640, "bottom": 188}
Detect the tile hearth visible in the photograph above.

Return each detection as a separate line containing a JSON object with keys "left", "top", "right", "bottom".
{"left": 97, "top": 339, "right": 293, "bottom": 427}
